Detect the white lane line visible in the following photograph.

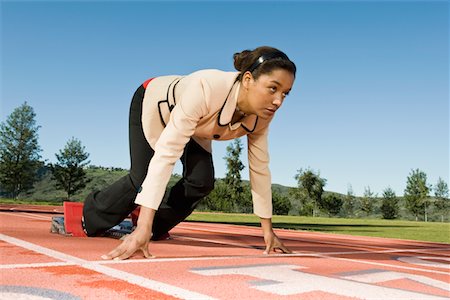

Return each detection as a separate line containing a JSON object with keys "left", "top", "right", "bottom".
{"left": 315, "top": 254, "right": 450, "bottom": 276}
{"left": 176, "top": 224, "right": 406, "bottom": 252}
{"left": 0, "top": 233, "right": 216, "bottom": 300}
{"left": 1, "top": 261, "right": 74, "bottom": 269}
{"left": 0, "top": 211, "right": 52, "bottom": 221}
{"left": 171, "top": 234, "right": 261, "bottom": 250}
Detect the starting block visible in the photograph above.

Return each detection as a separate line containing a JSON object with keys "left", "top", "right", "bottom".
{"left": 50, "top": 201, "right": 135, "bottom": 239}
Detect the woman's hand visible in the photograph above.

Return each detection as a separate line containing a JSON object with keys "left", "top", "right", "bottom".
{"left": 101, "top": 227, "right": 153, "bottom": 260}
{"left": 101, "top": 206, "right": 156, "bottom": 260}
{"left": 260, "top": 217, "right": 292, "bottom": 255}
{"left": 263, "top": 230, "right": 292, "bottom": 254}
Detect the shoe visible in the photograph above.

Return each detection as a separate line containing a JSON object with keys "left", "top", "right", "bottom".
{"left": 102, "top": 220, "right": 134, "bottom": 240}
{"left": 50, "top": 216, "right": 67, "bottom": 235}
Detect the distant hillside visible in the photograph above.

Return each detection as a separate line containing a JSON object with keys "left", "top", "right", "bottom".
{"left": 14, "top": 167, "right": 294, "bottom": 203}
{"left": 3, "top": 166, "right": 447, "bottom": 222}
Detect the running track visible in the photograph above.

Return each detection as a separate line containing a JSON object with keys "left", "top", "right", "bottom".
{"left": 0, "top": 204, "right": 449, "bottom": 299}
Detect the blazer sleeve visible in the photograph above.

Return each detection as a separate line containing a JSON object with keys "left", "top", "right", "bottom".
{"left": 247, "top": 125, "right": 273, "bottom": 218}
{"left": 135, "top": 78, "right": 209, "bottom": 210}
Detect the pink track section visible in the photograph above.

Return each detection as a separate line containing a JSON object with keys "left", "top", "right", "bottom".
{"left": 1, "top": 204, "right": 449, "bottom": 299}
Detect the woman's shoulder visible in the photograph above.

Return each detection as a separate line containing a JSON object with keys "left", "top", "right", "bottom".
{"left": 184, "top": 69, "right": 239, "bottom": 88}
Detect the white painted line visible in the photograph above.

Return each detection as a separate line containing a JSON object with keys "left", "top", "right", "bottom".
{"left": 316, "top": 254, "right": 450, "bottom": 276}
{"left": 171, "top": 234, "right": 261, "bottom": 250}
{"left": 397, "top": 256, "right": 450, "bottom": 269}
{"left": 0, "top": 211, "right": 52, "bottom": 221}
{"left": 191, "top": 264, "right": 448, "bottom": 300}
{"left": 1, "top": 261, "right": 74, "bottom": 269}
{"left": 0, "top": 233, "right": 216, "bottom": 300}
{"left": 176, "top": 224, "right": 411, "bottom": 252}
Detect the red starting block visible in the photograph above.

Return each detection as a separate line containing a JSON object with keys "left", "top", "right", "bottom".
{"left": 63, "top": 202, "right": 87, "bottom": 237}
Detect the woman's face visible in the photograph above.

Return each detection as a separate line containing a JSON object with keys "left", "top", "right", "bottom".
{"left": 241, "top": 69, "right": 295, "bottom": 119}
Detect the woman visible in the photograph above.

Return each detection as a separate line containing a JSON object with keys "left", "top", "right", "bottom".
{"left": 83, "top": 46, "right": 297, "bottom": 260}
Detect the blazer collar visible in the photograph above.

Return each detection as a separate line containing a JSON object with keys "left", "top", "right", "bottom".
{"left": 218, "top": 79, "right": 258, "bottom": 133}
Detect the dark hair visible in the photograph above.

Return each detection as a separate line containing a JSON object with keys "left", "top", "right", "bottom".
{"left": 233, "top": 46, "right": 296, "bottom": 81}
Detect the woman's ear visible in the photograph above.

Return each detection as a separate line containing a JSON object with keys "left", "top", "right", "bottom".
{"left": 242, "top": 71, "right": 253, "bottom": 90}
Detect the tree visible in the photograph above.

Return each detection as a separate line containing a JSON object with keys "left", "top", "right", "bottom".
{"left": 434, "top": 177, "right": 449, "bottom": 222}
{"left": 272, "top": 189, "right": 291, "bottom": 215}
{"left": 50, "top": 137, "right": 90, "bottom": 200}
{"left": 342, "top": 184, "right": 356, "bottom": 217}
{"left": 288, "top": 185, "right": 308, "bottom": 215}
{"left": 404, "top": 169, "right": 430, "bottom": 221}
{"left": 0, "top": 102, "right": 42, "bottom": 199}
{"left": 360, "top": 186, "right": 376, "bottom": 216}
{"left": 223, "top": 139, "right": 245, "bottom": 211}
{"left": 294, "top": 168, "right": 326, "bottom": 217}
{"left": 321, "top": 193, "right": 343, "bottom": 216}
{"left": 380, "top": 187, "right": 399, "bottom": 219}
{"left": 202, "top": 179, "right": 234, "bottom": 212}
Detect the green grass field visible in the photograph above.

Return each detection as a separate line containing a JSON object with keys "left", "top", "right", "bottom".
{"left": 187, "top": 212, "right": 450, "bottom": 244}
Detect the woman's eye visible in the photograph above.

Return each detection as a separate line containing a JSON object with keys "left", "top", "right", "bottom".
{"left": 269, "top": 87, "right": 276, "bottom": 93}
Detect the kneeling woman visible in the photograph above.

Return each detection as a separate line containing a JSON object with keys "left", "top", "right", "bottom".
{"left": 83, "top": 46, "right": 297, "bottom": 260}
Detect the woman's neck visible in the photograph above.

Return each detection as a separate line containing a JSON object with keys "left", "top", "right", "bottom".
{"left": 236, "top": 82, "right": 251, "bottom": 115}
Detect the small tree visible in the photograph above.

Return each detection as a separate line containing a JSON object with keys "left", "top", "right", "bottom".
{"left": 50, "top": 137, "right": 90, "bottom": 200}
{"left": 434, "top": 177, "right": 449, "bottom": 222}
{"left": 202, "top": 180, "right": 234, "bottom": 212}
{"left": 342, "top": 184, "right": 356, "bottom": 217}
{"left": 272, "top": 189, "right": 291, "bottom": 215}
{"left": 404, "top": 169, "right": 430, "bottom": 221}
{"left": 321, "top": 193, "right": 343, "bottom": 217}
{"left": 0, "top": 102, "right": 42, "bottom": 198}
{"left": 294, "top": 168, "right": 326, "bottom": 217}
{"left": 289, "top": 186, "right": 309, "bottom": 215}
{"left": 360, "top": 186, "right": 376, "bottom": 216}
{"left": 380, "top": 187, "right": 399, "bottom": 219}
{"left": 223, "top": 138, "right": 245, "bottom": 211}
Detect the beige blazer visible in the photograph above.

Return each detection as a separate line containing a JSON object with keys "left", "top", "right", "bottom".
{"left": 135, "top": 69, "right": 273, "bottom": 218}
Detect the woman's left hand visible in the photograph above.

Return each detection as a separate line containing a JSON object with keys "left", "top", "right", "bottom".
{"left": 263, "top": 230, "right": 292, "bottom": 255}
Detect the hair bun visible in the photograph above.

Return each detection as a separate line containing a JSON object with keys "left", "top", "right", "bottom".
{"left": 233, "top": 50, "right": 252, "bottom": 71}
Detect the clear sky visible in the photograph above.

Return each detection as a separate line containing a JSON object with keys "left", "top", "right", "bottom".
{"left": 1, "top": 0, "right": 448, "bottom": 197}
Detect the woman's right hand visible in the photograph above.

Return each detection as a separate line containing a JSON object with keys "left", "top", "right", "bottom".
{"left": 101, "top": 227, "right": 153, "bottom": 260}
{"left": 101, "top": 206, "right": 156, "bottom": 260}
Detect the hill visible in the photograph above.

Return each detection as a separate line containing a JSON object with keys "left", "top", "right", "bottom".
{"left": 2, "top": 166, "right": 447, "bottom": 222}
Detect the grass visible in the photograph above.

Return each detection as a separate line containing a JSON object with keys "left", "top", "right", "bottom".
{"left": 0, "top": 198, "right": 61, "bottom": 206}
{"left": 187, "top": 212, "right": 450, "bottom": 244}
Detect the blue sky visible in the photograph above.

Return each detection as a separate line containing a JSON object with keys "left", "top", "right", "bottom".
{"left": 1, "top": 0, "right": 448, "bottom": 197}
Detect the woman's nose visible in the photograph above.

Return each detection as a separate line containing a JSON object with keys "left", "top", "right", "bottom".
{"left": 273, "top": 97, "right": 283, "bottom": 107}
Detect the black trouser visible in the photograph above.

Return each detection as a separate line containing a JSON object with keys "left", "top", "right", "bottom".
{"left": 83, "top": 85, "right": 215, "bottom": 239}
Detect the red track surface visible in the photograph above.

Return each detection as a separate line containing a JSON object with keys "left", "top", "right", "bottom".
{"left": 1, "top": 204, "right": 449, "bottom": 299}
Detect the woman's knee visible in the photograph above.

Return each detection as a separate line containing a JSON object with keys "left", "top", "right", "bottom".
{"left": 185, "top": 176, "right": 215, "bottom": 198}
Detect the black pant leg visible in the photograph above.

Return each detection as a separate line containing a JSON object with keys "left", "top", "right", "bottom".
{"left": 152, "top": 140, "right": 215, "bottom": 239}
{"left": 83, "top": 85, "right": 153, "bottom": 236}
